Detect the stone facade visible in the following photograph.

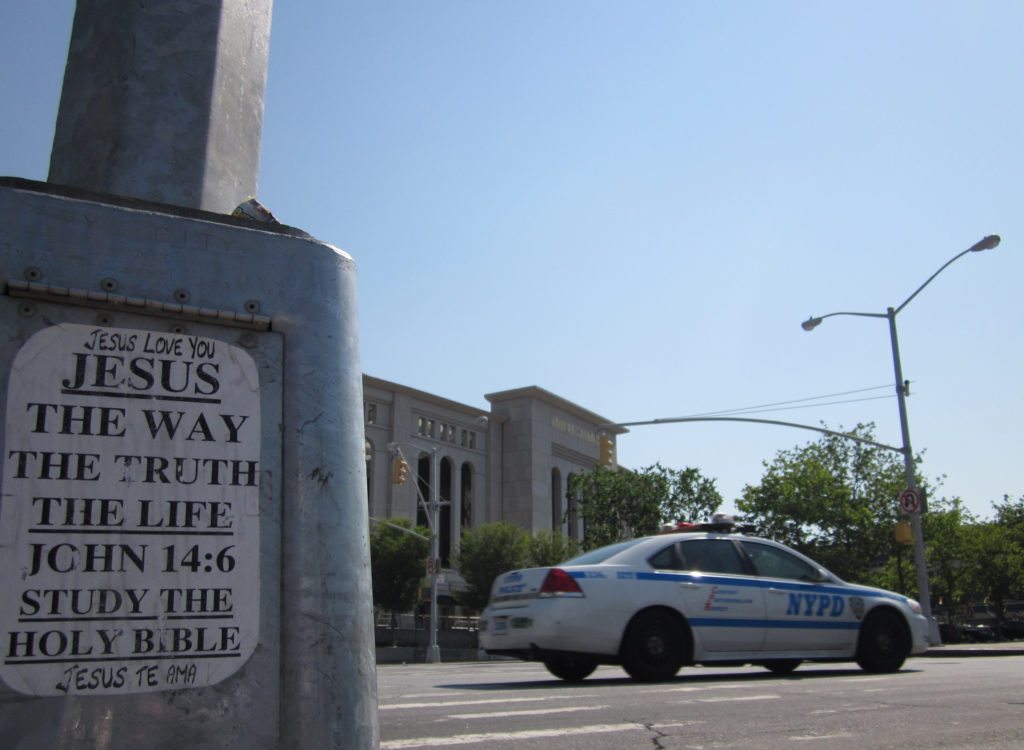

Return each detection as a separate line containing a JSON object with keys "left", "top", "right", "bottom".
{"left": 363, "top": 375, "right": 624, "bottom": 567}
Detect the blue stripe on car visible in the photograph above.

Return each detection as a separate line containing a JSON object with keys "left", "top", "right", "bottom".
{"left": 688, "top": 617, "right": 859, "bottom": 630}
{"left": 567, "top": 569, "right": 908, "bottom": 604}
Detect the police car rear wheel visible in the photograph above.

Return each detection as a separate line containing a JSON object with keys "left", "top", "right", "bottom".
{"left": 856, "top": 610, "right": 909, "bottom": 673}
{"left": 543, "top": 655, "right": 597, "bottom": 682}
{"left": 622, "top": 610, "right": 685, "bottom": 682}
{"left": 763, "top": 659, "right": 801, "bottom": 675}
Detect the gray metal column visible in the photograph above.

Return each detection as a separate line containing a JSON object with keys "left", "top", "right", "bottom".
{"left": 0, "top": 179, "right": 380, "bottom": 749}
{"left": 1, "top": 1, "right": 380, "bottom": 747}
{"left": 48, "top": 0, "right": 272, "bottom": 214}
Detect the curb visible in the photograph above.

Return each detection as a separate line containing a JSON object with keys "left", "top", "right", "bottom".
{"left": 922, "top": 646, "right": 1024, "bottom": 658}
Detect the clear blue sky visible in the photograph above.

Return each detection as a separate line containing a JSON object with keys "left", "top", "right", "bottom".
{"left": 2, "top": 2, "right": 1021, "bottom": 521}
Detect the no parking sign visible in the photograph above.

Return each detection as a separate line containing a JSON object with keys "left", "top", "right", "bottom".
{"left": 899, "top": 488, "right": 922, "bottom": 514}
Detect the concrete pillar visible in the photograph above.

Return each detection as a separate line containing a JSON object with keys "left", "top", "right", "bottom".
{"left": 48, "top": 0, "right": 272, "bottom": 214}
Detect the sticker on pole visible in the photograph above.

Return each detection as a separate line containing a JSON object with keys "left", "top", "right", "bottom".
{"left": 899, "top": 488, "right": 921, "bottom": 514}
{"left": 0, "top": 323, "right": 261, "bottom": 696}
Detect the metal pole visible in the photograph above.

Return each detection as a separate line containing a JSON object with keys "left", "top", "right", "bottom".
{"left": 427, "top": 448, "right": 442, "bottom": 663}
{"left": 799, "top": 237, "right": 999, "bottom": 647}
{"left": 49, "top": 0, "right": 272, "bottom": 214}
{"left": 0, "top": 185, "right": 379, "bottom": 747}
{"left": 388, "top": 442, "right": 442, "bottom": 663}
{"left": 887, "top": 308, "right": 942, "bottom": 644}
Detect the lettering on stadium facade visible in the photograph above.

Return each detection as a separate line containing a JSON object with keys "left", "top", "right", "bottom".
{"left": 550, "top": 417, "right": 598, "bottom": 445}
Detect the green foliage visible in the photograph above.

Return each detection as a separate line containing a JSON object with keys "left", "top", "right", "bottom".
{"left": 568, "top": 464, "right": 723, "bottom": 550}
{"left": 662, "top": 465, "right": 725, "bottom": 527}
{"left": 922, "top": 498, "right": 976, "bottom": 615}
{"left": 528, "top": 530, "right": 581, "bottom": 567}
{"left": 734, "top": 426, "right": 1024, "bottom": 614}
{"left": 736, "top": 424, "right": 909, "bottom": 582}
{"left": 369, "top": 518, "right": 430, "bottom": 620}
{"left": 870, "top": 540, "right": 916, "bottom": 598}
{"left": 992, "top": 495, "right": 1024, "bottom": 546}
{"left": 570, "top": 466, "right": 664, "bottom": 549}
{"left": 454, "top": 522, "right": 530, "bottom": 612}
{"left": 964, "top": 511, "right": 1024, "bottom": 624}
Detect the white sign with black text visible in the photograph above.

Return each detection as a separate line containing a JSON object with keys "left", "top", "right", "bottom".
{"left": 0, "top": 323, "right": 261, "bottom": 696}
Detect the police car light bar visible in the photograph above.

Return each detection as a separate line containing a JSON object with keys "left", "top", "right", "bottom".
{"left": 659, "top": 513, "right": 756, "bottom": 535}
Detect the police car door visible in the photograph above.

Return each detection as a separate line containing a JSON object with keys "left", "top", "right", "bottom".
{"left": 671, "top": 538, "right": 766, "bottom": 653}
{"left": 739, "top": 540, "right": 857, "bottom": 652}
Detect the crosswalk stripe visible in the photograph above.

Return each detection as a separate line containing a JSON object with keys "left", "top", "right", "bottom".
{"left": 443, "top": 705, "right": 607, "bottom": 720}
{"left": 381, "top": 694, "right": 597, "bottom": 710}
{"left": 381, "top": 722, "right": 656, "bottom": 749}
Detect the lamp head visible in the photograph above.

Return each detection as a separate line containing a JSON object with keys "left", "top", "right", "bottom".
{"left": 969, "top": 234, "right": 1000, "bottom": 252}
{"left": 801, "top": 316, "right": 823, "bottom": 331}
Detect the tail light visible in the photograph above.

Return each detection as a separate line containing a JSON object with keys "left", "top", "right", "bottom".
{"left": 538, "top": 568, "right": 584, "bottom": 598}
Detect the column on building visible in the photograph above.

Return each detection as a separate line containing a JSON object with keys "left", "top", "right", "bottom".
{"left": 485, "top": 386, "right": 623, "bottom": 541}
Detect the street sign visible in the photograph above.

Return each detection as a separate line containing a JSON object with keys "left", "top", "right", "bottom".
{"left": 899, "top": 488, "right": 921, "bottom": 514}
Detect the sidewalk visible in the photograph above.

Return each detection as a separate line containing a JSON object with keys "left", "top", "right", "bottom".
{"left": 923, "top": 640, "right": 1024, "bottom": 657}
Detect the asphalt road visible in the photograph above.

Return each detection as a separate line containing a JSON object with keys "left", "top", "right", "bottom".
{"left": 378, "top": 655, "right": 1024, "bottom": 749}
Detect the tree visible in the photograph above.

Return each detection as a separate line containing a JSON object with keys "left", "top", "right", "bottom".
{"left": 454, "top": 522, "right": 530, "bottom": 612}
{"left": 569, "top": 465, "right": 665, "bottom": 549}
{"left": 920, "top": 498, "right": 975, "bottom": 617}
{"left": 369, "top": 518, "right": 430, "bottom": 627}
{"left": 736, "top": 424, "right": 910, "bottom": 582}
{"left": 992, "top": 495, "right": 1024, "bottom": 547}
{"left": 568, "top": 464, "right": 722, "bottom": 551}
{"left": 662, "top": 465, "right": 725, "bottom": 527}
{"left": 964, "top": 521, "right": 1024, "bottom": 636}
{"left": 529, "top": 529, "right": 580, "bottom": 567}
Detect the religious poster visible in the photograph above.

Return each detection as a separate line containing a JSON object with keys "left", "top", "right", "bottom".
{"left": 0, "top": 323, "right": 261, "bottom": 695}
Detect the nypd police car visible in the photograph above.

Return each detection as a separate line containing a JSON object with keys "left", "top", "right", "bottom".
{"left": 479, "top": 517, "right": 930, "bottom": 682}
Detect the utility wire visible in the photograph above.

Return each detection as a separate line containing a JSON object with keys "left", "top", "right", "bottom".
{"left": 693, "top": 394, "right": 895, "bottom": 418}
{"left": 679, "top": 384, "right": 896, "bottom": 419}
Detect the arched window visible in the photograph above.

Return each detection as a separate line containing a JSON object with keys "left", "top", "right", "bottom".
{"left": 460, "top": 462, "right": 473, "bottom": 529}
{"left": 551, "top": 467, "right": 562, "bottom": 532}
{"left": 566, "top": 472, "right": 579, "bottom": 541}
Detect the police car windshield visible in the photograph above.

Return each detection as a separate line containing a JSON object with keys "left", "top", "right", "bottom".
{"left": 563, "top": 538, "right": 646, "bottom": 566}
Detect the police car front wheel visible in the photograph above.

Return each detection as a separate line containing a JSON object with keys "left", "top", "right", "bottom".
{"left": 856, "top": 610, "right": 910, "bottom": 673}
{"left": 621, "top": 609, "right": 687, "bottom": 682}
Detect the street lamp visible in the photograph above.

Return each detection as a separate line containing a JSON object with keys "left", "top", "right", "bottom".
{"left": 388, "top": 442, "right": 443, "bottom": 663}
{"left": 802, "top": 234, "right": 1000, "bottom": 646}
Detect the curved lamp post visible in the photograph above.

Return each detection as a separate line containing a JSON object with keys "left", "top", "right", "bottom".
{"left": 387, "top": 442, "right": 443, "bottom": 663}
{"left": 802, "top": 234, "right": 1000, "bottom": 646}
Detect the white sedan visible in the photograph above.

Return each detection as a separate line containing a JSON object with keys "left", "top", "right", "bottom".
{"left": 479, "top": 522, "right": 931, "bottom": 681}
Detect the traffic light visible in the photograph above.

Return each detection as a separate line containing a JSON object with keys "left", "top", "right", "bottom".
{"left": 391, "top": 456, "right": 409, "bottom": 485}
{"left": 599, "top": 435, "right": 615, "bottom": 468}
{"left": 893, "top": 520, "right": 913, "bottom": 545}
